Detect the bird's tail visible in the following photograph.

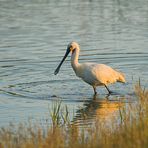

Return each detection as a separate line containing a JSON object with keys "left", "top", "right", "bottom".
{"left": 117, "top": 71, "right": 126, "bottom": 83}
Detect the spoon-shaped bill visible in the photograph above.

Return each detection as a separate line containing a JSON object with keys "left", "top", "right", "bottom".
{"left": 54, "top": 48, "right": 70, "bottom": 75}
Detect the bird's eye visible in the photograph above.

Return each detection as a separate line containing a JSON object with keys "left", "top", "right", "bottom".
{"left": 69, "top": 46, "right": 73, "bottom": 51}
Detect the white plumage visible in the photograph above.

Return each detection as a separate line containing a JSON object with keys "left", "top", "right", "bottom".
{"left": 54, "top": 42, "right": 125, "bottom": 95}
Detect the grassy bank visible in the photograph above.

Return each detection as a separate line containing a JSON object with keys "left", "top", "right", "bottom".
{"left": 0, "top": 83, "right": 148, "bottom": 148}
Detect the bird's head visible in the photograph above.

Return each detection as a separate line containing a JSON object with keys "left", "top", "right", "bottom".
{"left": 67, "top": 41, "right": 80, "bottom": 53}
{"left": 54, "top": 41, "right": 79, "bottom": 75}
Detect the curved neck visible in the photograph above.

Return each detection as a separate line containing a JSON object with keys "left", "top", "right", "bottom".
{"left": 71, "top": 48, "right": 80, "bottom": 71}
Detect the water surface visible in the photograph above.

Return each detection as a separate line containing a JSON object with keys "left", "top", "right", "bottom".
{"left": 0, "top": 0, "right": 148, "bottom": 127}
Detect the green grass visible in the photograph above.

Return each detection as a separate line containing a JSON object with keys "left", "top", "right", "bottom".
{"left": 0, "top": 83, "right": 148, "bottom": 148}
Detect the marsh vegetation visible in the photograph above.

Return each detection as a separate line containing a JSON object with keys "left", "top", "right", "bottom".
{"left": 0, "top": 83, "right": 148, "bottom": 148}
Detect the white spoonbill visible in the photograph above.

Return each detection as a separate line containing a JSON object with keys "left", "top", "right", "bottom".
{"left": 54, "top": 42, "right": 125, "bottom": 95}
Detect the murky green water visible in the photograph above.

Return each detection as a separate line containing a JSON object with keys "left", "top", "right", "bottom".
{"left": 0, "top": 0, "right": 148, "bottom": 127}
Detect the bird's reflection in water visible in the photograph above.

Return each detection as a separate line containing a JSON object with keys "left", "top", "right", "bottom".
{"left": 73, "top": 95, "right": 125, "bottom": 127}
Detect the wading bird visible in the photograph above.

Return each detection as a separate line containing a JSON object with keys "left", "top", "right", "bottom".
{"left": 54, "top": 42, "right": 125, "bottom": 95}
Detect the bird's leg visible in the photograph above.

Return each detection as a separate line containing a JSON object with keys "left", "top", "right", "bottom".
{"left": 93, "top": 86, "right": 97, "bottom": 95}
{"left": 104, "top": 85, "right": 112, "bottom": 94}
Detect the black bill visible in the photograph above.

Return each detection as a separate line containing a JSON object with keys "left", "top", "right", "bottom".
{"left": 54, "top": 48, "right": 70, "bottom": 75}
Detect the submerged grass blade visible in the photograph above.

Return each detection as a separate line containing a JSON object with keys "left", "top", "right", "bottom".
{"left": 50, "top": 100, "right": 62, "bottom": 127}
